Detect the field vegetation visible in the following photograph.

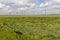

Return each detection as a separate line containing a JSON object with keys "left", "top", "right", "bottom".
{"left": 0, "top": 16, "right": 60, "bottom": 40}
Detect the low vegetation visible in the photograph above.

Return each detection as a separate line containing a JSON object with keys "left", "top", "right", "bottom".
{"left": 0, "top": 16, "right": 60, "bottom": 40}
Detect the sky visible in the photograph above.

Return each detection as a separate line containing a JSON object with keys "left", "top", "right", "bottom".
{"left": 0, "top": 0, "right": 60, "bottom": 15}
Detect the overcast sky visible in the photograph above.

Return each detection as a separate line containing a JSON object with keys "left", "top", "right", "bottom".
{"left": 0, "top": 0, "right": 60, "bottom": 15}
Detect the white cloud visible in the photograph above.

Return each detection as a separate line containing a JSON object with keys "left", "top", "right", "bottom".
{"left": 0, "top": 3, "right": 5, "bottom": 8}
{"left": 53, "top": 0, "right": 60, "bottom": 3}
{"left": 0, "top": 0, "right": 38, "bottom": 15}
{"left": 0, "top": 0, "right": 60, "bottom": 15}
{"left": 44, "top": 0, "right": 60, "bottom": 14}
{"left": 40, "top": 2, "right": 49, "bottom": 7}
{"left": 18, "top": 7, "right": 28, "bottom": 10}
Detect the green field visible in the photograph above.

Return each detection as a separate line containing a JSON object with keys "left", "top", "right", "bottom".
{"left": 0, "top": 16, "right": 60, "bottom": 40}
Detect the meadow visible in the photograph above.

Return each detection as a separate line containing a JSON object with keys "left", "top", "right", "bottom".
{"left": 0, "top": 16, "right": 60, "bottom": 40}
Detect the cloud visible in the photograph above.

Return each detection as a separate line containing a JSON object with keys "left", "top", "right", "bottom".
{"left": 0, "top": 0, "right": 60, "bottom": 15}
{"left": 43, "top": 0, "right": 60, "bottom": 14}
{"left": 0, "top": 0, "right": 39, "bottom": 15}
{"left": 40, "top": 2, "right": 49, "bottom": 7}
{"left": 0, "top": 3, "right": 5, "bottom": 8}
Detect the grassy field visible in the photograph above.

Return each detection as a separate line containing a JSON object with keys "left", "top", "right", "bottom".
{"left": 0, "top": 16, "right": 60, "bottom": 40}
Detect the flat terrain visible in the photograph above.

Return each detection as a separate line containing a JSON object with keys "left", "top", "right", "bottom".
{"left": 0, "top": 15, "right": 60, "bottom": 40}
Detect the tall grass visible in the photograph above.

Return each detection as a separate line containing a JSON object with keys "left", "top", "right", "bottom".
{"left": 0, "top": 16, "right": 60, "bottom": 40}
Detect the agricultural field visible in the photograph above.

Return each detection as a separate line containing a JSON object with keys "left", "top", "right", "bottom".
{"left": 0, "top": 16, "right": 60, "bottom": 40}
